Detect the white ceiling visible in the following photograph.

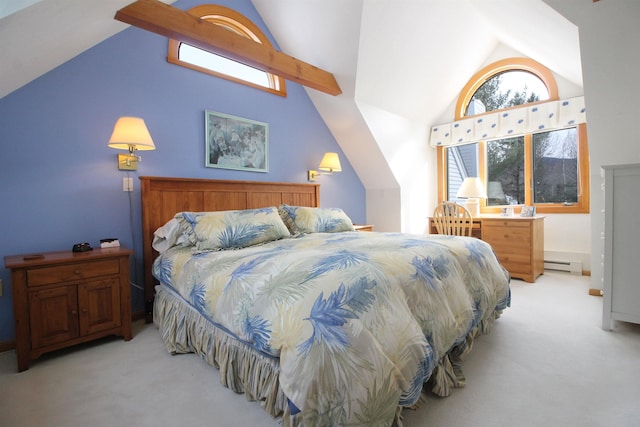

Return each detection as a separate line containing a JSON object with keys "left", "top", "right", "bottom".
{"left": 0, "top": 0, "right": 44, "bottom": 19}
{"left": 0, "top": 0, "right": 583, "bottom": 192}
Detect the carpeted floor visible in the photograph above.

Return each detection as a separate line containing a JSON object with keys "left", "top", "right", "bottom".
{"left": 1, "top": 271, "right": 638, "bottom": 427}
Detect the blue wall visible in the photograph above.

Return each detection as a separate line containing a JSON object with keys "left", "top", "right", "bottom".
{"left": 0, "top": 0, "right": 365, "bottom": 343}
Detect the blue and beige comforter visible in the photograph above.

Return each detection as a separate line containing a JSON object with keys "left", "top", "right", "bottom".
{"left": 153, "top": 231, "right": 510, "bottom": 426}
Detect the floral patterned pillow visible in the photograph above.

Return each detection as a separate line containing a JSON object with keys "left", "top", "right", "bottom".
{"left": 175, "top": 206, "right": 290, "bottom": 251}
{"left": 278, "top": 204, "right": 355, "bottom": 234}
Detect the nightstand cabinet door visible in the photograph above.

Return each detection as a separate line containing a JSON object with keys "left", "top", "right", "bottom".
{"left": 29, "top": 285, "right": 79, "bottom": 349}
{"left": 79, "top": 278, "right": 121, "bottom": 336}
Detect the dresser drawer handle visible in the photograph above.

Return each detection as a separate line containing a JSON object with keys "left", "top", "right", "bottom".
{"left": 74, "top": 270, "right": 81, "bottom": 275}
{"left": 71, "top": 309, "right": 78, "bottom": 315}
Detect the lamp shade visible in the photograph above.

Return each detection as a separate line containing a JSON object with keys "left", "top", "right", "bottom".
{"left": 318, "top": 152, "right": 342, "bottom": 172}
{"left": 456, "top": 177, "right": 487, "bottom": 199}
{"left": 108, "top": 117, "right": 155, "bottom": 151}
{"left": 487, "top": 181, "right": 506, "bottom": 203}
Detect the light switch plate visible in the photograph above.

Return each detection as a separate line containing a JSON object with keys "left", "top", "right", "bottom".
{"left": 123, "top": 177, "right": 133, "bottom": 192}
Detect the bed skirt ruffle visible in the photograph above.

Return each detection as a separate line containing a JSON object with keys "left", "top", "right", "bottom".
{"left": 153, "top": 286, "right": 288, "bottom": 418}
{"left": 153, "top": 285, "right": 504, "bottom": 425}
{"left": 429, "top": 309, "right": 504, "bottom": 398}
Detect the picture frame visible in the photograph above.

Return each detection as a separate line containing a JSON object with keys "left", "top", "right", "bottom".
{"left": 500, "top": 207, "right": 515, "bottom": 217}
{"left": 520, "top": 206, "right": 536, "bottom": 217}
{"left": 205, "top": 110, "right": 268, "bottom": 172}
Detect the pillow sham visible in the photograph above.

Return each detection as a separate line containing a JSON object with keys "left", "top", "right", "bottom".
{"left": 152, "top": 218, "right": 190, "bottom": 253}
{"left": 175, "top": 206, "right": 290, "bottom": 251}
{"left": 278, "top": 204, "right": 355, "bottom": 234}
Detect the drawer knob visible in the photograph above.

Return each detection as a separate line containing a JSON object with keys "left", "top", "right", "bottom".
{"left": 71, "top": 309, "right": 78, "bottom": 315}
{"left": 81, "top": 308, "right": 88, "bottom": 313}
{"left": 74, "top": 270, "right": 81, "bottom": 275}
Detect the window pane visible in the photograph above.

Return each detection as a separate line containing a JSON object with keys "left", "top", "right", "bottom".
{"left": 466, "top": 71, "right": 549, "bottom": 116}
{"left": 179, "top": 43, "right": 271, "bottom": 88}
{"left": 487, "top": 136, "right": 525, "bottom": 205}
{"left": 532, "top": 128, "right": 578, "bottom": 204}
{"left": 446, "top": 144, "right": 479, "bottom": 202}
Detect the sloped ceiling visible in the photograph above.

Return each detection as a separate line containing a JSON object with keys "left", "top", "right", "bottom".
{"left": 0, "top": 0, "right": 582, "bottom": 197}
{"left": 251, "top": 0, "right": 582, "bottom": 193}
{"left": 0, "top": 0, "right": 177, "bottom": 101}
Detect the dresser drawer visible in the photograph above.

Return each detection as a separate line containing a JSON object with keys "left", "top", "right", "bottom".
{"left": 26, "top": 259, "right": 120, "bottom": 287}
{"left": 496, "top": 254, "right": 532, "bottom": 275}
{"left": 481, "top": 219, "right": 531, "bottom": 230}
{"left": 482, "top": 225, "right": 531, "bottom": 246}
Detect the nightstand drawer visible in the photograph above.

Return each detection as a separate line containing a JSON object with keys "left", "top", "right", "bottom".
{"left": 26, "top": 259, "right": 120, "bottom": 287}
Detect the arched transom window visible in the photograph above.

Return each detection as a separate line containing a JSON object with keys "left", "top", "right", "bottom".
{"left": 167, "top": 4, "right": 286, "bottom": 97}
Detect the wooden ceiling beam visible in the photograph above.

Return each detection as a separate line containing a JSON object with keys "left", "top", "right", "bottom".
{"left": 114, "top": 0, "right": 342, "bottom": 96}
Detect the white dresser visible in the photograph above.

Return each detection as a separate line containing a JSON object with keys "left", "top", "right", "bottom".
{"left": 602, "top": 163, "right": 640, "bottom": 330}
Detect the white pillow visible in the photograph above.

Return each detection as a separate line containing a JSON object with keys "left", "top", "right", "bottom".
{"left": 152, "top": 218, "right": 189, "bottom": 253}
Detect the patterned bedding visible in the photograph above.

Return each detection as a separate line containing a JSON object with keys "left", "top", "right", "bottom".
{"left": 152, "top": 231, "right": 510, "bottom": 426}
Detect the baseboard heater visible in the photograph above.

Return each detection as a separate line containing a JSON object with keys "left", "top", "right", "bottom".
{"left": 544, "top": 259, "right": 582, "bottom": 275}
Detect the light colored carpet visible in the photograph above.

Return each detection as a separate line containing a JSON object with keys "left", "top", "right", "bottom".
{"left": 0, "top": 271, "right": 638, "bottom": 427}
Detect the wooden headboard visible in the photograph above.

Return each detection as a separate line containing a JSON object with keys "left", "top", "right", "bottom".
{"left": 139, "top": 176, "right": 320, "bottom": 320}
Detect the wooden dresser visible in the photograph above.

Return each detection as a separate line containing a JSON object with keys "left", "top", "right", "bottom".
{"left": 4, "top": 247, "right": 133, "bottom": 371}
{"left": 429, "top": 216, "right": 544, "bottom": 282}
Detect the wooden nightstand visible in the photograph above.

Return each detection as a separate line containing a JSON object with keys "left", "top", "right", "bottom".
{"left": 4, "top": 247, "right": 133, "bottom": 372}
{"left": 354, "top": 224, "right": 374, "bottom": 232}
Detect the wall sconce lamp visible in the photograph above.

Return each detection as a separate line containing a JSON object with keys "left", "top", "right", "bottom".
{"left": 456, "top": 177, "right": 487, "bottom": 218}
{"left": 107, "top": 116, "right": 155, "bottom": 170}
{"left": 308, "top": 152, "right": 342, "bottom": 181}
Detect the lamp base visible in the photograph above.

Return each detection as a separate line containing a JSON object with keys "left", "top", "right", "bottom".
{"left": 464, "top": 198, "right": 481, "bottom": 218}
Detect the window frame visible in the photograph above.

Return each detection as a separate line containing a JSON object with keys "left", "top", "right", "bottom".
{"left": 437, "top": 58, "right": 589, "bottom": 214}
{"left": 167, "top": 4, "right": 286, "bottom": 97}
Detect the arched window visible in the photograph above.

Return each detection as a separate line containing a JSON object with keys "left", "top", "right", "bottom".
{"left": 438, "top": 58, "right": 589, "bottom": 214}
{"left": 167, "top": 5, "right": 286, "bottom": 97}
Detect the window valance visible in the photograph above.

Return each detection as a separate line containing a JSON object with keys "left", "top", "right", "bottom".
{"left": 429, "top": 96, "right": 586, "bottom": 147}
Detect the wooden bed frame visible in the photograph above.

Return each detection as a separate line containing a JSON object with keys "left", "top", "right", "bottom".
{"left": 139, "top": 176, "right": 320, "bottom": 320}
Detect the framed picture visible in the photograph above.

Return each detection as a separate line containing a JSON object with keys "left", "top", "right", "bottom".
{"left": 205, "top": 110, "right": 268, "bottom": 172}
{"left": 520, "top": 206, "right": 536, "bottom": 217}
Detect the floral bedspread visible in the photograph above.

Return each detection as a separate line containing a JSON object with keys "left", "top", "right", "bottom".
{"left": 153, "top": 232, "right": 510, "bottom": 426}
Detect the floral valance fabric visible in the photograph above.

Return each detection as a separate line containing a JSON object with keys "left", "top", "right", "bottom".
{"left": 430, "top": 96, "right": 586, "bottom": 147}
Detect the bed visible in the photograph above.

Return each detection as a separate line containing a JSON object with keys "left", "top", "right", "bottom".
{"left": 140, "top": 176, "right": 511, "bottom": 426}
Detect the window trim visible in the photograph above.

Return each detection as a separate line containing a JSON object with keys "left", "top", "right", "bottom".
{"left": 438, "top": 58, "right": 589, "bottom": 214}
{"left": 167, "top": 5, "right": 286, "bottom": 97}
{"left": 454, "top": 57, "right": 559, "bottom": 119}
